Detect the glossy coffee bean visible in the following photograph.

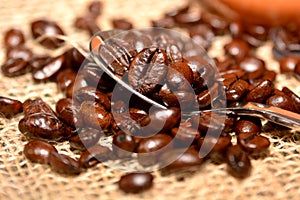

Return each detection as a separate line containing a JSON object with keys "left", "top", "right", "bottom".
{"left": 4, "top": 28, "right": 25, "bottom": 49}
{"left": 282, "top": 86, "right": 300, "bottom": 113}
{"left": 0, "top": 96, "right": 23, "bottom": 118}
{"left": 79, "top": 144, "right": 112, "bottom": 168}
{"left": 197, "top": 83, "right": 219, "bottom": 108}
{"left": 118, "top": 172, "right": 154, "bottom": 193}
{"left": 167, "top": 59, "right": 193, "bottom": 90}
{"left": 80, "top": 101, "right": 111, "bottom": 130}
{"left": 234, "top": 119, "right": 261, "bottom": 135}
{"left": 74, "top": 16, "right": 101, "bottom": 36}
{"left": 279, "top": 56, "right": 300, "bottom": 73}
{"left": 224, "top": 40, "right": 249, "bottom": 61}
{"left": 66, "top": 74, "right": 88, "bottom": 98}
{"left": 266, "top": 94, "right": 295, "bottom": 112}
{"left": 23, "top": 140, "right": 58, "bottom": 164}
{"left": 159, "top": 88, "right": 196, "bottom": 110}
{"left": 237, "top": 133, "right": 270, "bottom": 155}
{"left": 63, "top": 47, "right": 86, "bottom": 70}
{"left": 189, "top": 24, "right": 215, "bottom": 50}
{"left": 1, "top": 58, "right": 29, "bottom": 77}
{"left": 23, "top": 98, "right": 57, "bottom": 117}
{"left": 239, "top": 56, "right": 266, "bottom": 80}
{"left": 190, "top": 112, "right": 226, "bottom": 134}
{"left": 31, "top": 19, "right": 65, "bottom": 49}
{"left": 32, "top": 54, "right": 65, "bottom": 81}
{"left": 245, "top": 80, "right": 274, "bottom": 103}
{"left": 56, "top": 68, "right": 77, "bottom": 92}
{"left": 56, "top": 98, "right": 83, "bottom": 128}
{"left": 225, "top": 145, "right": 251, "bottom": 179}
{"left": 159, "top": 148, "right": 204, "bottom": 173}
{"left": 6, "top": 46, "right": 33, "bottom": 61}
{"left": 201, "top": 12, "right": 228, "bottom": 34}
{"left": 49, "top": 152, "right": 83, "bottom": 175}
{"left": 28, "top": 54, "right": 50, "bottom": 71}
{"left": 137, "top": 133, "right": 173, "bottom": 166}
{"left": 112, "top": 131, "right": 137, "bottom": 158}
{"left": 69, "top": 128, "right": 103, "bottom": 151}
{"left": 173, "top": 12, "right": 201, "bottom": 26}
{"left": 112, "top": 18, "right": 133, "bottom": 30}
{"left": 165, "top": 4, "right": 189, "bottom": 18}
{"left": 229, "top": 20, "right": 244, "bottom": 38}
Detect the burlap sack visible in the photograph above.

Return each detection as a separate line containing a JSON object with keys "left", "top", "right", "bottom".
{"left": 0, "top": 0, "right": 299, "bottom": 199}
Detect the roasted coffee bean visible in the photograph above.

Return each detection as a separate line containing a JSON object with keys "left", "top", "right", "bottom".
{"left": 79, "top": 144, "right": 112, "bottom": 168}
{"left": 151, "top": 17, "right": 175, "bottom": 29}
{"left": 189, "top": 24, "right": 215, "bottom": 50}
{"left": 216, "top": 58, "right": 236, "bottom": 72}
{"left": 229, "top": 20, "right": 244, "bottom": 39}
{"left": 279, "top": 56, "right": 300, "bottom": 73}
{"left": 266, "top": 94, "right": 295, "bottom": 112}
{"left": 69, "top": 128, "right": 103, "bottom": 151}
{"left": 4, "top": 28, "right": 25, "bottom": 49}
{"left": 56, "top": 98, "right": 83, "bottom": 128}
{"left": 23, "top": 140, "right": 57, "bottom": 164}
{"left": 118, "top": 172, "right": 154, "bottom": 193}
{"left": 112, "top": 131, "right": 137, "bottom": 158}
{"left": 28, "top": 54, "right": 50, "bottom": 71}
{"left": 282, "top": 86, "right": 300, "bottom": 113}
{"left": 167, "top": 59, "right": 193, "bottom": 90}
{"left": 112, "top": 18, "right": 133, "bottom": 30}
{"left": 198, "top": 135, "right": 232, "bottom": 163}
{"left": 141, "top": 108, "right": 181, "bottom": 135}
{"left": 23, "top": 98, "right": 57, "bottom": 117}
{"left": 239, "top": 56, "right": 265, "bottom": 80}
{"left": 166, "top": 44, "right": 182, "bottom": 63}
{"left": 165, "top": 4, "right": 189, "bottom": 18}
{"left": 88, "top": 0, "right": 103, "bottom": 17}
{"left": 202, "top": 12, "right": 228, "bottom": 34}
{"left": 31, "top": 19, "right": 65, "bottom": 49}
{"left": 159, "top": 148, "right": 203, "bottom": 173}
{"left": 173, "top": 12, "right": 201, "bottom": 26}
{"left": 226, "top": 79, "right": 249, "bottom": 101}
{"left": 18, "top": 113, "right": 70, "bottom": 141}
{"left": 74, "top": 16, "right": 101, "bottom": 36}
{"left": 74, "top": 86, "right": 111, "bottom": 110}
{"left": 110, "top": 111, "right": 143, "bottom": 135}
{"left": 224, "top": 40, "right": 249, "bottom": 61}
{"left": 171, "top": 126, "right": 200, "bottom": 144}
{"left": 197, "top": 83, "right": 219, "bottom": 108}
{"left": 66, "top": 74, "right": 88, "bottom": 98}
{"left": 56, "top": 68, "right": 77, "bottom": 92}
{"left": 128, "top": 48, "right": 168, "bottom": 95}
{"left": 242, "top": 33, "right": 265, "bottom": 48}
{"left": 234, "top": 119, "right": 261, "bottom": 135}
{"left": 245, "top": 24, "right": 269, "bottom": 41}
{"left": 63, "top": 47, "right": 86, "bottom": 70}
{"left": 1, "top": 58, "right": 28, "bottom": 77}
{"left": 137, "top": 133, "right": 173, "bottom": 166}
{"left": 32, "top": 54, "right": 65, "bottom": 81}
{"left": 0, "top": 96, "right": 23, "bottom": 118}
{"left": 237, "top": 133, "right": 270, "bottom": 155}
{"left": 6, "top": 46, "right": 33, "bottom": 61}
{"left": 245, "top": 80, "right": 274, "bottom": 103}
{"left": 225, "top": 145, "right": 251, "bottom": 178}
{"left": 49, "top": 152, "right": 83, "bottom": 175}
{"left": 261, "top": 70, "right": 276, "bottom": 82}
{"left": 80, "top": 101, "right": 111, "bottom": 130}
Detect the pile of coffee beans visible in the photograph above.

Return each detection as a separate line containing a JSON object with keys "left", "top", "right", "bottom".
{"left": 1, "top": 1, "right": 300, "bottom": 194}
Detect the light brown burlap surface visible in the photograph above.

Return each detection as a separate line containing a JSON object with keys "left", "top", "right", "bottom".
{"left": 0, "top": 0, "right": 300, "bottom": 199}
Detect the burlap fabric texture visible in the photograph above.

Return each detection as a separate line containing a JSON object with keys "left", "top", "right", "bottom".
{"left": 0, "top": 0, "right": 299, "bottom": 199}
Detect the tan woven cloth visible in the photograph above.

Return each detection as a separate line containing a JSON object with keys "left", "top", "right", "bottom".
{"left": 0, "top": 0, "right": 300, "bottom": 199}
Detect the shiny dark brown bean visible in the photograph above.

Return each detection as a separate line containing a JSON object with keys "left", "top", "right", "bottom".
{"left": 266, "top": 94, "right": 295, "bottom": 112}
{"left": 137, "top": 133, "right": 173, "bottom": 166}
{"left": 56, "top": 98, "right": 83, "bottom": 128}
{"left": 118, "top": 172, "right": 154, "bottom": 193}
{"left": 4, "top": 28, "right": 25, "bottom": 49}
{"left": 31, "top": 19, "right": 65, "bottom": 49}
{"left": 197, "top": 83, "right": 219, "bottom": 108}
{"left": 23, "top": 98, "right": 57, "bottom": 117}
{"left": 237, "top": 133, "right": 270, "bottom": 155}
{"left": 66, "top": 74, "right": 88, "bottom": 98}
{"left": 112, "top": 18, "right": 133, "bottom": 30}
{"left": 74, "top": 86, "right": 111, "bottom": 110}
{"left": 224, "top": 40, "right": 249, "bottom": 61}
{"left": 80, "top": 101, "right": 111, "bottom": 130}
{"left": 79, "top": 144, "right": 112, "bottom": 168}
{"left": 226, "top": 79, "right": 249, "bottom": 101}
{"left": 1, "top": 58, "right": 29, "bottom": 77}
{"left": 280, "top": 56, "right": 300, "bottom": 73}
{"left": 190, "top": 112, "right": 226, "bottom": 134}
{"left": 201, "top": 12, "right": 229, "bottom": 34}
{"left": 23, "top": 140, "right": 58, "bottom": 164}
{"left": 69, "top": 128, "right": 103, "bottom": 151}
{"left": 159, "top": 148, "right": 203, "bottom": 173}
{"left": 239, "top": 56, "right": 265, "bottom": 80}
{"left": 63, "top": 47, "right": 86, "bottom": 70}
{"left": 112, "top": 131, "right": 137, "bottom": 158}
{"left": 245, "top": 80, "right": 274, "bottom": 103}
{"left": 56, "top": 68, "right": 77, "bottom": 92}
{"left": 49, "top": 152, "right": 83, "bottom": 175}
{"left": 6, "top": 46, "right": 33, "bottom": 61}
{"left": 189, "top": 24, "right": 215, "bottom": 50}
{"left": 128, "top": 48, "right": 168, "bottom": 95}
{"left": 229, "top": 20, "right": 244, "bottom": 39}
{"left": 28, "top": 54, "right": 50, "bottom": 71}
{"left": 234, "top": 119, "right": 261, "bottom": 135}
{"left": 74, "top": 16, "right": 101, "bottom": 36}
{"left": 0, "top": 96, "right": 23, "bottom": 118}
{"left": 225, "top": 145, "right": 251, "bottom": 178}
{"left": 282, "top": 87, "right": 300, "bottom": 113}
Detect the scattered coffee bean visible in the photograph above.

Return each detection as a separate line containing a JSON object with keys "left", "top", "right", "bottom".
{"left": 49, "top": 152, "right": 83, "bottom": 175}
{"left": 237, "top": 133, "right": 270, "bottom": 155}
{"left": 0, "top": 96, "right": 23, "bottom": 118}
{"left": 118, "top": 172, "right": 154, "bottom": 193}
{"left": 79, "top": 144, "right": 112, "bottom": 168}
{"left": 112, "top": 131, "right": 137, "bottom": 158}
{"left": 69, "top": 128, "right": 103, "bottom": 151}
{"left": 4, "top": 28, "right": 25, "bottom": 49}
{"left": 112, "top": 18, "right": 133, "bottom": 30}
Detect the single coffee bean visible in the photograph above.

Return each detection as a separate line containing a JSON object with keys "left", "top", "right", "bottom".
{"left": 32, "top": 54, "right": 65, "bottom": 81}
{"left": 88, "top": 0, "right": 103, "bottom": 17}
{"left": 23, "top": 98, "right": 57, "bottom": 117}
{"left": 79, "top": 144, "right": 112, "bottom": 168}
{"left": 151, "top": 17, "right": 175, "bottom": 29}
{"left": 224, "top": 40, "right": 249, "bottom": 61}
{"left": 31, "top": 19, "right": 65, "bottom": 49}
{"left": 159, "top": 148, "right": 204, "bottom": 173}
{"left": 261, "top": 70, "right": 277, "bottom": 82}
{"left": 49, "top": 152, "right": 83, "bottom": 175}
{"left": 245, "top": 24, "right": 268, "bottom": 41}
{"left": 0, "top": 96, "right": 23, "bottom": 118}
{"left": 197, "top": 83, "right": 219, "bottom": 108}
{"left": 63, "top": 47, "right": 86, "bottom": 70}
{"left": 280, "top": 56, "right": 300, "bottom": 73}
{"left": 190, "top": 112, "right": 226, "bottom": 134}
{"left": 234, "top": 119, "right": 261, "bottom": 135}
{"left": 245, "top": 80, "right": 274, "bottom": 103}
{"left": 118, "top": 172, "right": 154, "bottom": 193}
{"left": 166, "top": 44, "right": 183, "bottom": 63}
{"left": 229, "top": 20, "right": 244, "bottom": 39}
{"left": 112, "top": 18, "right": 133, "bottom": 30}
{"left": 74, "top": 16, "right": 101, "bottom": 36}
{"left": 23, "top": 140, "right": 58, "bottom": 164}
{"left": 112, "top": 131, "right": 137, "bottom": 158}
{"left": 56, "top": 68, "right": 77, "bottom": 92}
{"left": 80, "top": 101, "right": 111, "bottom": 130}
{"left": 1, "top": 58, "right": 29, "bottom": 77}
{"left": 4, "top": 28, "right": 25, "bottom": 49}
{"left": 266, "top": 94, "right": 295, "bottom": 112}
{"left": 56, "top": 98, "right": 83, "bottom": 128}
{"left": 225, "top": 145, "right": 251, "bottom": 179}
{"left": 173, "top": 12, "right": 201, "bottom": 26}
{"left": 6, "top": 46, "right": 33, "bottom": 61}
{"left": 137, "top": 133, "right": 173, "bottom": 166}
{"left": 69, "top": 128, "right": 103, "bottom": 151}
{"left": 226, "top": 79, "right": 249, "bottom": 101}
{"left": 201, "top": 12, "right": 228, "bottom": 34}
{"left": 239, "top": 56, "right": 266, "bottom": 80}
{"left": 237, "top": 133, "right": 270, "bottom": 155}
{"left": 28, "top": 54, "right": 50, "bottom": 71}
{"left": 282, "top": 86, "right": 300, "bottom": 113}
{"left": 189, "top": 24, "right": 215, "bottom": 50}
{"left": 66, "top": 74, "right": 88, "bottom": 98}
